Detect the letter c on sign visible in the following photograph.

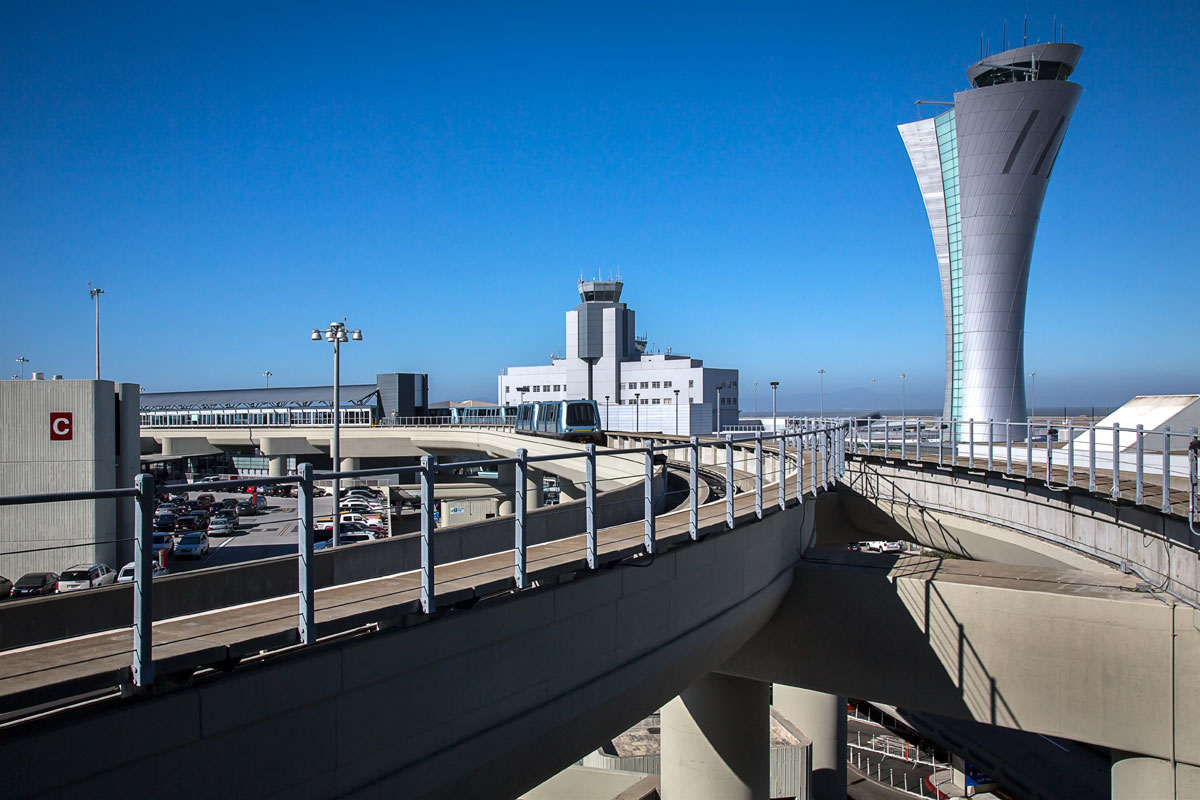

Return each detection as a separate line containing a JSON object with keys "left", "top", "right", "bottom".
{"left": 51, "top": 412, "right": 73, "bottom": 441}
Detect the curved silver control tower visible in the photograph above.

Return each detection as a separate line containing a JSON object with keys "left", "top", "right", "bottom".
{"left": 899, "top": 42, "right": 1082, "bottom": 438}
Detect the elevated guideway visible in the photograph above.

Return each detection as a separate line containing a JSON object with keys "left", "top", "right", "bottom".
{"left": 5, "top": 421, "right": 1200, "bottom": 798}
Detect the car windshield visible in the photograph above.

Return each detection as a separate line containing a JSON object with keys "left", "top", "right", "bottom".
{"left": 59, "top": 570, "right": 91, "bottom": 581}
{"left": 180, "top": 534, "right": 204, "bottom": 544}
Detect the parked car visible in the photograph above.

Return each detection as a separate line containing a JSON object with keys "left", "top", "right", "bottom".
{"left": 339, "top": 532, "right": 375, "bottom": 545}
{"left": 0, "top": 575, "right": 13, "bottom": 598}
{"left": 168, "top": 492, "right": 188, "bottom": 503}
{"left": 56, "top": 564, "right": 117, "bottom": 592}
{"left": 10, "top": 572, "right": 59, "bottom": 598}
{"left": 208, "top": 515, "right": 237, "bottom": 537}
{"left": 154, "top": 503, "right": 178, "bottom": 516}
{"left": 312, "top": 485, "right": 331, "bottom": 497}
{"left": 153, "top": 513, "right": 177, "bottom": 533}
{"left": 236, "top": 500, "right": 259, "bottom": 516}
{"left": 197, "top": 476, "right": 223, "bottom": 483}
{"left": 263, "top": 484, "right": 292, "bottom": 497}
{"left": 220, "top": 497, "right": 239, "bottom": 509}
{"left": 116, "top": 561, "right": 169, "bottom": 583}
{"left": 152, "top": 533, "right": 176, "bottom": 555}
{"left": 179, "top": 510, "right": 209, "bottom": 531}
{"left": 341, "top": 486, "right": 383, "bottom": 499}
{"left": 195, "top": 494, "right": 216, "bottom": 509}
{"left": 176, "top": 532, "right": 211, "bottom": 559}
{"left": 339, "top": 499, "right": 382, "bottom": 514}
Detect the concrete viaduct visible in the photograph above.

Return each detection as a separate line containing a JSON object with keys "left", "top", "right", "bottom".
{"left": 1, "top": 425, "right": 1196, "bottom": 799}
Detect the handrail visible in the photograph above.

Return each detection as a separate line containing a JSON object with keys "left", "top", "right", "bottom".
{"left": 0, "top": 420, "right": 851, "bottom": 708}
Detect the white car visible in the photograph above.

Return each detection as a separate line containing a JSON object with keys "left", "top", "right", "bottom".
{"left": 116, "top": 561, "right": 169, "bottom": 583}
{"left": 339, "top": 499, "right": 383, "bottom": 514}
{"left": 56, "top": 564, "right": 117, "bottom": 592}
{"left": 175, "top": 532, "right": 211, "bottom": 559}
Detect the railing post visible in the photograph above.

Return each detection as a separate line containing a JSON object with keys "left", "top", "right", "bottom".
{"left": 938, "top": 422, "right": 944, "bottom": 466}
{"left": 1005, "top": 420, "right": 1012, "bottom": 475}
{"left": 967, "top": 419, "right": 975, "bottom": 470}
{"left": 586, "top": 443, "right": 597, "bottom": 568}
{"left": 1136, "top": 424, "right": 1145, "bottom": 505}
{"left": 297, "top": 463, "right": 315, "bottom": 643}
{"left": 421, "top": 455, "right": 436, "bottom": 611}
{"left": 754, "top": 432, "right": 764, "bottom": 519}
{"left": 725, "top": 434, "right": 735, "bottom": 529}
{"left": 915, "top": 419, "right": 922, "bottom": 462}
{"left": 1066, "top": 421, "right": 1075, "bottom": 487}
{"left": 644, "top": 439, "right": 656, "bottom": 554}
{"left": 951, "top": 419, "right": 959, "bottom": 465}
{"left": 1162, "top": 427, "right": 1172, "bottom": 515}
{"left": 132, "top": 472, "right": 155, "bottom": 688}
{"left": 1089, "top": 422, "right": 1097, "bottom": 492}
{"left": 810, "top": 430, "right": 817, "bottom": 496}
{"left": 778, "top": 432, "right": 787, "bottom": 510}
{"left": 884, "top": 417, "right": 891, "bottom": 459}
{"left": 1026, "top": 421, "right": 1034, "bottom": 479}
{"left": 689, "top": 435, "right": 699, "bottom": 540}
{"left": 820, "top": 428, "right": 828, "bottom": 489}
{"left": 1190, "top": 428, "right": 1199, "bottom": 523}
{"left": 900, "top": 418, "right": 906, "bottom": 461}
{"left": 867, "top": 418, "right": 874, "bottom": 457}
{"left": 515, "top": 448, "right": 528, "bottom": 588}
{"left": 986, "top": 419, "right": 994, "bottom": 472}
{"left": 1112, "top": 423, "right": 1121, "bottom": 499}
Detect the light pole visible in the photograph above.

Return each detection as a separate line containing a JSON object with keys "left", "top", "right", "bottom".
{"left": 634, "top": 393, "right": 640, "bottom": 432}
{"left": 900, "top": 373, "right": 907, "bottom": 419}
{"left": 674, "top": 388, "right": 680, "bottom": 435}
{"left": 262, "top": 371, "right": 273, "bottom": 388}
{"left": 770, "top": 381, "right": 779, "bottom": 434}
{"left": 88, "top": 284, "right": 104, "bottom": 380}
{"left": 604, "top": 395, "right": 610, "bottom": 429}
{"left": 715, "top": 386, "right": 722, "bottom": 433}
{"left": 312, "top": 321, "right": 362, "bottom": 547}
{"left": 1029, "top": 372, "right": 1037, "bottom": 419}
{"left": 754, "top": 381, "right": 759, "bottom": 416}
{"left": 871, "top": 377, "right": 877, "bottom": 413}
{"left": 817, "top": 369, "right": 826, "bottom": 418}
{"left": 15, "top": 357, "right": 28, "bottom": 380}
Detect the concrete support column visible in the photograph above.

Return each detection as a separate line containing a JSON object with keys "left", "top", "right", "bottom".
{"left": 661, "top": 672, "right": 770, "bottom": 800}
{"left": 526, "top": 467, "right": 544, "bottom": 509}
{"left": 1112, "top": 750, "right": 1176, "bottom": 800}
{"left": 773, "top": 686, "right": 846, "bottom": 800}
{"left": 268, "top": 456, "right": 287, "bottom": 477}
{"left": 339, "top": 457, "right": 360, "bottom": 472}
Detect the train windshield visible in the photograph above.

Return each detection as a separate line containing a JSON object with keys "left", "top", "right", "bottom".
{"left": 566, "top": 403, "right": 596, "bottom": 427}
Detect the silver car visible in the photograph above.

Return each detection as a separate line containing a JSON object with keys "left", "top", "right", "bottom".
{"left": 176, "top": 532, "right": 211, "bottom": 559}
{"left": 57, "top": 564, "right": 117, "bottom": 592}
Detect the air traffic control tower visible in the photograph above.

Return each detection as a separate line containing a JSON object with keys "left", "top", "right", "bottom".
{"left": 899, "top": 41, "right": 1082, "bottom": 437}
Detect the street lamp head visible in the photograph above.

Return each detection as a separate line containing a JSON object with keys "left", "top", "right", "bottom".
{"left": 350, "top": 329, "right": 363, "bottom": 341}
{"left": 311, "top": 330, "right": 322, "bottom": 341}
{"left": 770, "top": 381, "right": 779, "bottom": 388}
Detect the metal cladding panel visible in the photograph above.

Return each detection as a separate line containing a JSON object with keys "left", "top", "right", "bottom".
{"left": 899, "top": 116, "right": 955, "bottom": 420}
{"left": 576, "top": 305, "right": 607, "bottom": 360}
{"left": 954, "top": 79, "right": 1081, "bottom": 434}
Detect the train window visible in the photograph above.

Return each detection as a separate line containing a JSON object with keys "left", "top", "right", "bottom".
{"left": 566, "top": 403, "right": 596, "bottom": 427}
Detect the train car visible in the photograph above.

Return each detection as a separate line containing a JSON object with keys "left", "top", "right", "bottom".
{"left": 514, "top": 400, "right": 603, "bottom": 444}
{"left": 451, "top": 406, "right": 516, "bottom": 425}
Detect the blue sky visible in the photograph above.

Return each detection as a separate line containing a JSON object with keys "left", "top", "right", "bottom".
{"left": 2, "top": 1, "right": 1196, "bottom": 410}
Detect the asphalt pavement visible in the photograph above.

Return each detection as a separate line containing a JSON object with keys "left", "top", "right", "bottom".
{"left": 167, "top": 491, "right": 345, "bottom": 573}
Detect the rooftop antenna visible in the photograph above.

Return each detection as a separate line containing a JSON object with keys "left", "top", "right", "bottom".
{"left": 1023, "top": 15, "right": 1027, "bottom": 46}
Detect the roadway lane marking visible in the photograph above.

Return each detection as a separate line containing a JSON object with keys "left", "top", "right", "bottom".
{"left": 277, "top": 521, "right": 295, "bottom": 537}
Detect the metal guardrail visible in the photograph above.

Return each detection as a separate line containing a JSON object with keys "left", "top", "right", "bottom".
{"left": 0, "top": 422, "right": 850, "bottom": 697}
{"left": 805, "top": 416, "right": 1200, "bottom": 523}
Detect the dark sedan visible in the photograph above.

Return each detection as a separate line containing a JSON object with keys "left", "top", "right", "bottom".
{"left": 10, "top": 572, "right": 59, "bottom": 598}
{"left": 0, "top": 574, "right": 12, "bottom": 598}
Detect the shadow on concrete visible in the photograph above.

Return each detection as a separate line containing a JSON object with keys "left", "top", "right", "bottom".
{"left": 719, "top": 551, "right": 1021, "bottom": 734}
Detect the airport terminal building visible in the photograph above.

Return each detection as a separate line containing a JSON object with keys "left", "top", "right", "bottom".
{"left": 899, "top": 41, "right": 1082, "bottom": 435}
{"left": 497, "top": 281, "right": 739, "bottom": 435}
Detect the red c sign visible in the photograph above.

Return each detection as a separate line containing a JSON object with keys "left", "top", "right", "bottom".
{"left": 50, "top": 412, "right": 73, "bottom": 441}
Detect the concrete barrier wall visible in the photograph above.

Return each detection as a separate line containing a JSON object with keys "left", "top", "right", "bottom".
{"left": 840, "top": 456, "right": 1200, "bottom": 604}
{"left": 0, "top": 470, "right": 663, "bottom": 651}
{"left": 0, "top": 499, "right": 813, "bottom": 800}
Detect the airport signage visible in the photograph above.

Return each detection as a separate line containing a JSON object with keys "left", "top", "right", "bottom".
{"left": 50, "top": 412, "right": 73, "bottom": 441}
